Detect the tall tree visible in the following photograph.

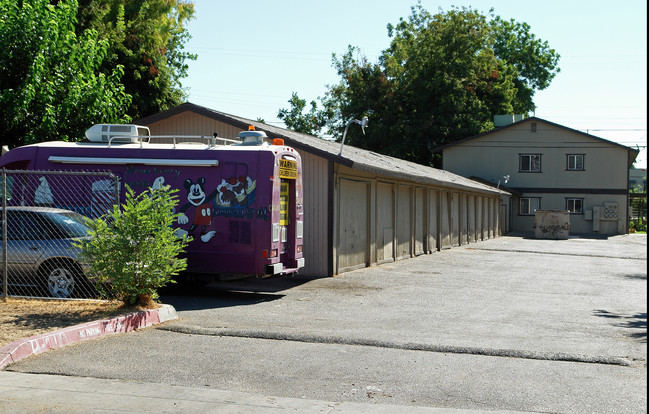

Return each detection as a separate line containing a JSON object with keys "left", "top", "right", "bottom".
{"left": 277, "top": 92, "right": 332, "bottom": 136}
{"left": 282, "top": 4, "right": 560, "bottom": 167}
{"left": 0, "top": 0, "right": 131, "bottom": 147}
{"left": 76, "top": 0, "right": 196, "bottom": 119}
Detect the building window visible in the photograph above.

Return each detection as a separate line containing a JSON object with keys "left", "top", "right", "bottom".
{"left": 531, "top": 122, "right": 537, "bottom": 133}
{"left": 520, "top": 154, "right": 541, "bottom": 172}
{"left": 566, "top": 198, "right": 583, "bottom": 214}
{"left": 519, "top": 197, "right": 540, "bottom": 215}
{"left": 567, "top": 154, "right": 584, "bottom": 171}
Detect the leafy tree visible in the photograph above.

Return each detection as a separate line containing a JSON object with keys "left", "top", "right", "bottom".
{"left": 282, "top": 4, "right": 560, "bottom": 167}
{"left": 75, "top": 185, "right": 190, "bottom": 308}
{"left": 490, "top": 16, "right": 561, "bottom": 114}
{"left": 0, "top": 0, "right": 131, "bottom": 147}
{"left": 75, "top": 0, "right": 196, "bottom": 119}
{"left": 278, "top": 92, "right": 333, "bottom": 136}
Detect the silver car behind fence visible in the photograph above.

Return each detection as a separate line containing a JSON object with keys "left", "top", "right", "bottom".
{"left": 1, "top": 170, "right": 119, "bottom": 300}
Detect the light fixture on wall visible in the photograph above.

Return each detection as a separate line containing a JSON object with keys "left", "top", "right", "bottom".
{"left": 497, "top": 175, "right": 510, "bottom": 189}
{"left": 338, "top": 116, "right": 368, "bottom": 156}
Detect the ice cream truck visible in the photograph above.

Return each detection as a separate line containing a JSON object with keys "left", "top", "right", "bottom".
{"left": 0, "top": 124, "right": 304, "bottom": 281}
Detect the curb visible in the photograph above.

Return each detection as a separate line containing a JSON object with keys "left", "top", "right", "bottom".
{"left": 161, "top": 324, "right": 633, "bottom": 367}
{"left": 0, "top": 304, "right": 177, "bottom": 370}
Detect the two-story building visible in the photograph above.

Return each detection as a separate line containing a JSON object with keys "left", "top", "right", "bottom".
{"left": 437, "top": 116, "right": 639, "bottom": 235}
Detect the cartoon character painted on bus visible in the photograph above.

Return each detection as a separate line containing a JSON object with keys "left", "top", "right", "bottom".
{"left": 216, "top": 175, "right": 256, "bottom": 207}
{"left": 174, "top": 175, "right": 257, "bottom": 243}
{"left": 176, "top": 177, "right": 219, "bottom": 243}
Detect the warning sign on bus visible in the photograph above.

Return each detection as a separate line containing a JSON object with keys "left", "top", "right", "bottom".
{"left": 279, "top": 159, "right": 298, "bottom": 179}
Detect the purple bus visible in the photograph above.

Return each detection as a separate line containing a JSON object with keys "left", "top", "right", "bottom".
{"left": 0, "top": 124, "right": 304, "bottom": 281}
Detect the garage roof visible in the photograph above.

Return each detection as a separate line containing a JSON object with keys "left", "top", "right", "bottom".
{"left": 137, "top": 103, "right": 507, "bottom": 196}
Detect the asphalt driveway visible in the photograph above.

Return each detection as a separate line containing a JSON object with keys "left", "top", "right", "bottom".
{"left": 5, "top": 234, "right": 647, "bottom": 413}
{"left": 161, "top": 233, "right": 647, "bottom": 363}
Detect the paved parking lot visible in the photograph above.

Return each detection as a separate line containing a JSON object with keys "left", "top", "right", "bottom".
{"left": 162, "top": 233, "right": 647, "bottom": 363}
{"left": 4, "top": 234, "right": 647, "bottom": 413}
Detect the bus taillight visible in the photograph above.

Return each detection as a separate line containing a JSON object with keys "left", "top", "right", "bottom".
{"left": 263, "top": 249, "right": 278, "bottom": 259}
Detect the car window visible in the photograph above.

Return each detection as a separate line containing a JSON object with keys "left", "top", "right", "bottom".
{"left": 0, "top": 210, "right": 90, "bottom": 240}
{"left": 1, "top": 211, "right": 18, "bottom": 240}
{"left": 19, "top": 212, "right": 45, "bottom": 240}
{"left": 46, "top": 211, "right": 91, "bottom": 238}
{"left": 0, "top": 211, "right": 42, "bottom": 240}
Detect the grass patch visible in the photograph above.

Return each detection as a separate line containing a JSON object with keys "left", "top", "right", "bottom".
{"left": 0, "top": 298, "right": 145, "bottom": 348}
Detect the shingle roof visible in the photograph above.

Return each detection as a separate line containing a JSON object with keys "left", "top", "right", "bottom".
{"left": 433, "top": 116, "right": 640, "bottom": 153}
{"left": 136, "top": 102, "right": 507, "bottom": 196}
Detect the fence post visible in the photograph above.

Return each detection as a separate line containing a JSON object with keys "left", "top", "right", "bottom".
{"left": 113, "top": 173, "right": 120, "bottom": 213}
{"left": 2, "top": 169, "right": 7, "bottom": 302}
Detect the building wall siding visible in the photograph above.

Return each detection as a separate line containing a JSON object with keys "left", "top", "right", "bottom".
{"left": 146, "top": 111, "right": 243, "bottom": 141}
{"left": 300, "top": 151, "right": 330, "bottom": 276}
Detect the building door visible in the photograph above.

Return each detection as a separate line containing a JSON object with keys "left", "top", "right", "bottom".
{"left": 376, "top": 182, "right": 394, "bottom": 263}
{"left": 337, "top": 179, "right": 369, "bottom": 273}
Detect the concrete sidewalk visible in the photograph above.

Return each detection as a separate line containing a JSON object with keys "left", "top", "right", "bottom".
{"left": 0, "top": 371, "right": 534, "bottom": 414}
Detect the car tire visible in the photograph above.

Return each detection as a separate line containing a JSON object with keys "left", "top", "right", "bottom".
{"left": 43, "top": 263, "right": 77, "bottom": 298}
{"left": 42, "top": 262, "right": 95, "bottom": 299}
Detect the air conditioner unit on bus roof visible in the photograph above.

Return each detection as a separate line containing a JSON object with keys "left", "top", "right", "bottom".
{"left": 85, "top": 124, "right": 151, "bottom": 143}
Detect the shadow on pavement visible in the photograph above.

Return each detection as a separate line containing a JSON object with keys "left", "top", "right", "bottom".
{"left": 593, "top": 309, "right": 647, "bottom": 343}
{"left": 159, "top": 274, "right": 324, "bottom": 311}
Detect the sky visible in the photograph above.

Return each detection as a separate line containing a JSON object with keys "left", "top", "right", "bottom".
{"left": 180, "top": 0, "right": 647, "bottom": 168}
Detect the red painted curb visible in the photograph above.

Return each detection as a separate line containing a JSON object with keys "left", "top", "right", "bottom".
{"left": 0, "top": 305, "right": 176, "bottom": 369}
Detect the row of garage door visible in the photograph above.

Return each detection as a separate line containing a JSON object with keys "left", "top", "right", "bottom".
{"left": 335, "top": 177, "right": 501, "bottom": 274}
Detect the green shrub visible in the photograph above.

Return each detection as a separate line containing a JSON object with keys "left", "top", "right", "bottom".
{"left": 629, "top": 219, "right": 647, "bottom": 233}
{"left": 75, "top": 185, "right": 190, "bottom": 307}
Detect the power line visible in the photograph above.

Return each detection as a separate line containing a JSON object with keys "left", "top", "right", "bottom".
{"left": 186, "top": 47, "right": 332, "bottom": 62}
{"left": 582, "top": 129, "right": 646, "bottom": 132}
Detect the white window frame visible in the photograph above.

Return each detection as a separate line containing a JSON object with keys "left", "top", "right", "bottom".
{"left": 519, "top": 197, "right": 540, "bottom": 216}
{"left": 566, "top": 198, "right": 583, "bottom": 214}
{"left": 519, "top": 154, "right": 542, "bottom": 173}
{"left": 567, "top": 154, "right": 584, "bottom": 171}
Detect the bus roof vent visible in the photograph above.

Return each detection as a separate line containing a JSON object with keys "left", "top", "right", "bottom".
{"left": 236, "top": 129, "right": 268, "bottom": 146}
{"left": 85, "top": 124, "right": 151, "bottom": 143}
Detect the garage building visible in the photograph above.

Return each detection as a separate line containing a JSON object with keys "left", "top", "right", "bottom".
{"left": 137, "top": 103, "right": 508, "bottom": 277}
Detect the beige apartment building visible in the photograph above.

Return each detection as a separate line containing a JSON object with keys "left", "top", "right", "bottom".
{"left": 438, "top": 117, "right": 639, "bottom": 235}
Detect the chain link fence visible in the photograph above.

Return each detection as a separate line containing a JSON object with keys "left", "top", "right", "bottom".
{"left": 2, "top": 169, "right": 119, "bottom": 300}
{"left": 629, "top": 193, "right": 647, "bottom": 232}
